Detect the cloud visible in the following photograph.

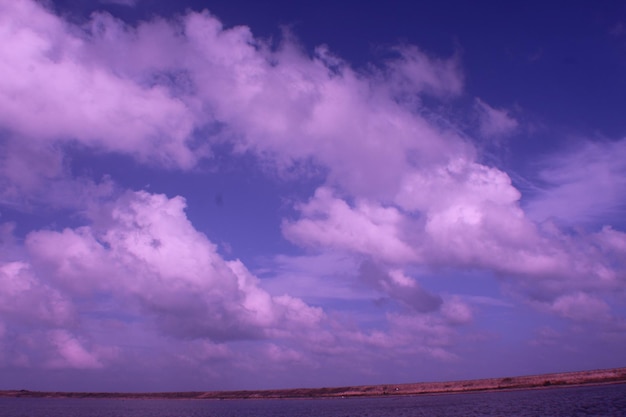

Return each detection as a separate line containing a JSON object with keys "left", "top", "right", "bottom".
{"left": 0, "top": 261, "right": 73, "bottom": 327}
{"left": 358, "top": 260, "right": 442, "bottom": 313}
{"left": 61, "top": 5, "right": 618, "bottom": 317}
{"left": 525, "top": 139, "right": 626, "bottom": 225}
{"left": 0, "top": 141, "right": 64, "bottom": 205}
{"left": 47, "top": 330, "right": 105, "bottom": 369}
{"left": 384, "top": 45, "right": 464, "bottom": 99}
{"left": 474, "top": 98, "right": 519, "bottom": 139}
{"left": 259, "top": 252, "right": 366, "bottom": 301}
{"left": 0, "top": 0, "right": 468, "bottom": 203}
{"left": 549, "top": 292, "right": 611, "bottom": 322}
{"left": 100, "top": 0, "right": 139, "bottom": 6}
{"left": 393, "top": 158, "right": 541, "bottom": 274}
{"left": 0, "top": 140, "right": 115, "bottom": 210}
{"left": 0, "top": 190, "right": 352, "bottom": 372}
{"left": 25, "top": 191, "right": 323, "bottom": 342}
{"left": 0, "top": 2, "right": 482, "bottom": 378}
{"left": 382, "top": 313, "right": 461, "bottom": 361}
{"left": 441, "top": 297, "right": 473, "bottom": 325}
{"left": 283, "top": 159, "right": 626, "bottom": 321}
{"left": 0, "top": 1, "right": 197, "bottom": 169}
{"left": 285, "top": 161, "right": 554, "bottom": 279}
{"left": 78, "top": 8, "right": 466, "bottom": 199}
{"left": 283, "top": 187, "right": 420, "bottom": 264}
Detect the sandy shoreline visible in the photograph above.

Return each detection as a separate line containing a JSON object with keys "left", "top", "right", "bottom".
{"left": 2, "top": 367, "right": 625, "bottom": 400}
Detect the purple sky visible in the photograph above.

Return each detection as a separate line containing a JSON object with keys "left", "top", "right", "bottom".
{"left": 1, "top": 0, "right": 626, "bottom": 392}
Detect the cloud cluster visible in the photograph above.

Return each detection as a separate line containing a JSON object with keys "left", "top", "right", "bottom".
{"left": 31, "top": 191, "right": 323, "bottom": 336}
{"left": 1, "top": 190, "right": 328, "bottom": 370}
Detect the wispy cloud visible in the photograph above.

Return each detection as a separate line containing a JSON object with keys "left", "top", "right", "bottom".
{"left": 474, "top": 98, "right": 519, "bottom": 139}
{"left": 525, "top": 139, "right": 626, "bottom": 226}
{"left": 100, "top": 0, "right": 139, "bottom": 6}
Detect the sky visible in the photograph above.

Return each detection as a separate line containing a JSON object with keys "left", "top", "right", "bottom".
{"left": 1, "top": 0, "right": 626, "bottom": 392}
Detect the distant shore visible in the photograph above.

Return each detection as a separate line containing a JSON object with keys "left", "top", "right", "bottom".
{"left": 2, "top": 367, "right": 625, "bottom": 400}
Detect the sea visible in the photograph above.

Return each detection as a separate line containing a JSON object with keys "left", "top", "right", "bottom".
{"left": 1, "top": 383, "right": 625, "bottom": 417}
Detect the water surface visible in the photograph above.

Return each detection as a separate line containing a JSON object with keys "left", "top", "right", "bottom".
{"left": 2, "top": 383, "right": 625, "bottom": 416}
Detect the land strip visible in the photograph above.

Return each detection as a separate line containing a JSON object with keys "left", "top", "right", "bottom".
{"left": 2, "top": 367, "right": 625, "bottom": 400}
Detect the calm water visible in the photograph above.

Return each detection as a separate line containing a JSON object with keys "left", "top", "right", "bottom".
{"left": 2, "top": 384, "right": 625, "bottom": 417}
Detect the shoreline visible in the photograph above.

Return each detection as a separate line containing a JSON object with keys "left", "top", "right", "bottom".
{"left": 1, "top": 367, "right": 625, "bottom": 400}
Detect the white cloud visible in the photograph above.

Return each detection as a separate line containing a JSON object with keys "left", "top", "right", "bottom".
{"left": 0, "top": 2, "right": 484, "bottom": 374}
{"left": 25, "top": 191, "right": 324, "bottom": 342}
{"left": 283, "top": 159, "right": 626, "bottom": 321}
{"left": 283, "top": 187, "right": 420, "bottom": 264}
{"left": 1, "top": 0, "right": 468, "bottom": 203}
{"left": 0, "top": 261, "right": 73, "bottom": 327}
{"left": 0, "top": 1, "right": 197, "bottom": 169}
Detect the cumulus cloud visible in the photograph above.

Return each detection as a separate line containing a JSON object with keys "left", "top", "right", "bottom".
{"left": 0, "top": 1, "right": 197, "bottom": 169}
{"left": 0, "top": 0, "right": 468, "bottom": 202}
{"left": 284, "top": 162, "right": 545, "bottom": 279}
{"left": 47, "top": 330, "right": 105, "bottom": 369}
{"left": 0, "top": 1, "right": 484, "bottom": 378}
{"left": 0, "top": 190, "right": 344, "bottom": 371}
{"left": 0, "top": 261, "right": 73, "bottom": 327}
{"left": 26, "top": 191, "right": 323, "bottom": 341}
{"left": 283, "top": 187, "right": 420, "bottom": 264}
{"left": 74, "top": 7, "right": 467, "bottom": 199}
{"left": 0, "top": 253, "right": 119, "bottom": 370}
{"left": 284, "top": 157, "right": 626, "bottom": 320}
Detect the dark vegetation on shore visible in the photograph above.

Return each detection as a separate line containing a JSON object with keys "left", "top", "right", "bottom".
{"left": 2, "top": 367, "right": 625, "bottom": 400}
